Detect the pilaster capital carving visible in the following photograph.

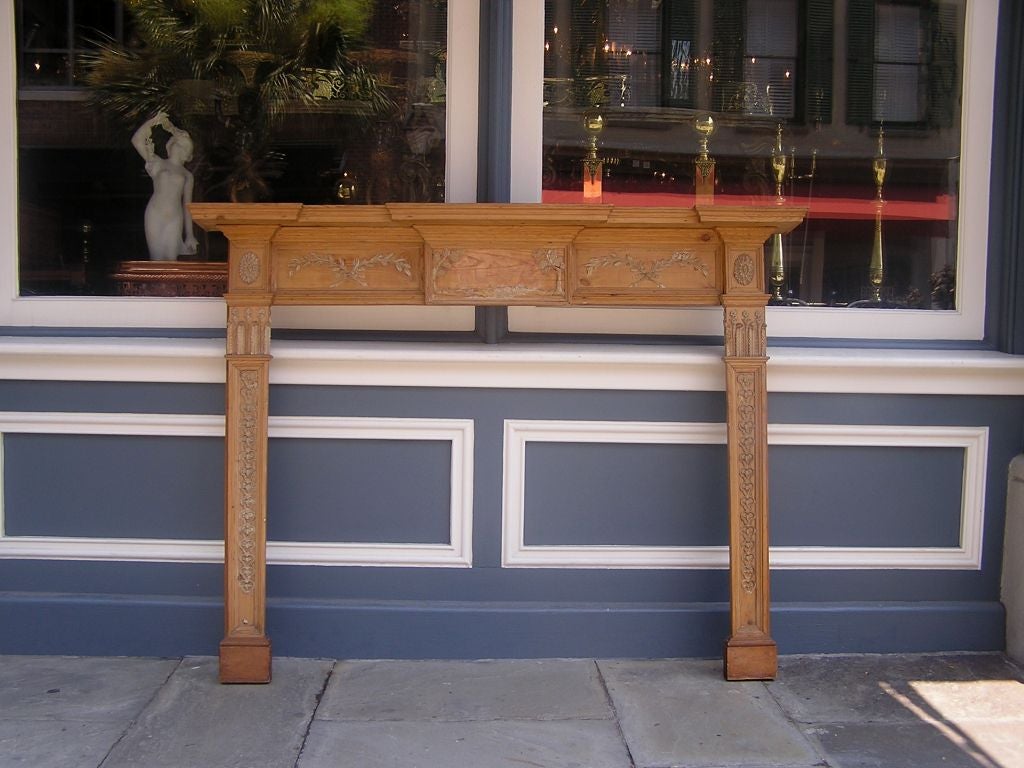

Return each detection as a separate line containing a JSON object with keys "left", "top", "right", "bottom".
{"left": 724, "top": 305, "right": 767, "bottom": 358}
{"left": 227, "top": 305, "right": 271, "bottom": 357}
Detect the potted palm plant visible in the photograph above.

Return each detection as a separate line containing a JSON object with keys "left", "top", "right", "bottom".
{"left": 84, "top": 0, "right": 392, "bottom": 203}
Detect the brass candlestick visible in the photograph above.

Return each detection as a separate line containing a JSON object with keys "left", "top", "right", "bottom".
{"left": 869, "top": 128, "right": 887, "bottom": 303}
{"left": 694, "top": 115, "right": 715, "bottom": 203}
{"left": 582, "top": 110, "right": 604, "bottom": 201}
{"left": 769, "top": 124, "right": 788, "bottom": 303}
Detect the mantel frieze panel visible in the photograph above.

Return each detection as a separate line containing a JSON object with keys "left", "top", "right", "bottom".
{"left": 571, "top": 227, "right": 721, "bottom": 306}
{"left": 427, "top": 246, "right": 569, "bottom": 305}
{"left": 418, "top": 224, "right": 580, "bottom": 306}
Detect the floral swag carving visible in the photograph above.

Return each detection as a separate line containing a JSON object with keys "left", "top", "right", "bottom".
{"left": 584, "top": 250, "right": 710, "bottom": 288}
{"left": 288, "top": 252, "right": 413, "bottom": 287}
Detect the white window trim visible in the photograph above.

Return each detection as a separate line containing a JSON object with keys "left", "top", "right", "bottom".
{"left": 0, "top": 0, "right": 479, "bottom": 330}
{"left": 4, "top": 337, "right": 1024, "bottom": 396}
{"left": 510, "top": 0, "right": 998, "bottom": 341}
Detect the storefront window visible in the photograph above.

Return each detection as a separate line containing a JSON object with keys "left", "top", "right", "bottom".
{"left": 541, "top": 0, "right": 966, "bottom": 312}
{"left": 15, "top": 0, "right": 449, "bottom": 298}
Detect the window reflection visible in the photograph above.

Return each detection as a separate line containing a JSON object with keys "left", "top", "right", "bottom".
{"left": 542, "top": 0, "right": 964, "bottom": 311}
{"left": 15, "top": 0, "right": 448, "bottom": 297}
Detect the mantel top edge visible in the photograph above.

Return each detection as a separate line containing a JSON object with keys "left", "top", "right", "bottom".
{"left": 191, "top": 202, "right": 807, "bottom": 232}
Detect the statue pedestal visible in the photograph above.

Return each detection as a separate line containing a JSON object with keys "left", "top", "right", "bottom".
{"left": 112, "top": 261, "right": 227, "bottom": 297}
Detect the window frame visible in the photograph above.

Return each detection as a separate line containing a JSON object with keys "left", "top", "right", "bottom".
{"left": 510, "top": 0, "right": 998, "bottom": 342}
{"left": 0, "top": 0, "right": 480, "bottom": 330}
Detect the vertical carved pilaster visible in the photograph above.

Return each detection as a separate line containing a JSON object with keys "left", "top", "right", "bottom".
{"left": 722, "top": 298, "right": 775, "bottom": 681}
{"left": 735, "top": 369, "right": 758, "bottom": 595}
{"left": 236, "top": 369, "right": 260, "bottom": 596}
{"left": 221, "top": 300, "right": 272, "bottom": 683}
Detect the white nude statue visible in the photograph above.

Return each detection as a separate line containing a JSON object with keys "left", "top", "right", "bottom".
{"left": 131, "top": 112, "right": 199, "bottom": 261}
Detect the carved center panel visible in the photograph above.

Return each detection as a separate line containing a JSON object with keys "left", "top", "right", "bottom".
{"left": 427, "top": 247, "right": 568, "bottom": 305}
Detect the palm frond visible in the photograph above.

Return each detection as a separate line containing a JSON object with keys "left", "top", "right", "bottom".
{"left": 86, "top": 0, "right": 391, "bottom": 201}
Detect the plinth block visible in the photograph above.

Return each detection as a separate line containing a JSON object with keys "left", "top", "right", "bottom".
{"left": 219, "top": 636, "right": 272, "bottom": 684}
{"left": 724, "top": 637, "right": 778, "bottom": 681}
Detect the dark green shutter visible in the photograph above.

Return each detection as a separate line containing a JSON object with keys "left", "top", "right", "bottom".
{"left": 926, "top": 0, "right": 959, "bottom": 128}
{"left": 712, "top": 0, "right": 745, "bottom": 113}
{"left": 846, "top": 0, "right": 875, "bottom": 125}
{"left": 662, "top": 0, "right": 698, "bottom": 108}
{"left": 571, "top": 0, "right": 607, "bottom": 106}
{"left": 804, "top": 0, "right": 834, "bottom": 124}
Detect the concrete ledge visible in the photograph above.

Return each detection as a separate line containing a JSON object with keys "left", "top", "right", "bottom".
{"left": 1003, "top": 455, "right": 1024, "bottom": 665}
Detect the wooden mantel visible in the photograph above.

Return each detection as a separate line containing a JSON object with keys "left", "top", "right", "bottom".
{"left": 191, "top": 202, "right": 806, "bottom": 684}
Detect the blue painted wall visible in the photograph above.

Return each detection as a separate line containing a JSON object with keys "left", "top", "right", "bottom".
{"left": 1, "top": 0, "right": 1022, "bottom": 663}
{"left": 0, "top": 380, "right": 1020, "bottom": 658}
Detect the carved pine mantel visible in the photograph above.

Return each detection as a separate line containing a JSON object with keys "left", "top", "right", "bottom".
{"left": 191, "top": 202, "right": 806, "bottom": 684}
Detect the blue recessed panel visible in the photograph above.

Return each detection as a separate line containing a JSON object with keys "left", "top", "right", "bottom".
{"left": 523, "top": 442, "right": 729, "bottom": 546}
{"left": 2, "top": 433, "right": 223, "bottom": 539}
{"left": 770, "top": 445, "right": 964, "bottom": 547}
{"left": 267, "top": 438, "right": 452, "bottom": 544}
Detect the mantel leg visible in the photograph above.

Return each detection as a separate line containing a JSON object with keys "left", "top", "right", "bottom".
{"left": 221, "top": 303, "right": 272, "bottom": 683}
{"left": 722, "top": 300, "right": 777, "bottom": 680}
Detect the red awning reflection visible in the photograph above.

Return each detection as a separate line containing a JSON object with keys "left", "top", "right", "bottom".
{"left": 540, "top": 190, "right": 956, "bottom": 221}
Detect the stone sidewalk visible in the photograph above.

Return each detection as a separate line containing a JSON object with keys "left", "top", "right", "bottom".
{"left": 0, "top": 653, "right": 1021, "bottom": 767}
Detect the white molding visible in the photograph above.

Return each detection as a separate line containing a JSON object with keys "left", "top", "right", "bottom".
{"left": 510, "top": 0, "right": 545, "bottom": 203}
{"left": 0, "top": 413, "right": 474, "bottom": 568}
{"left": 0, "top": 536, "right": 468, "bottom": 568}
{"left": 3, "top": 337, "right": 1023, "bottom": 395}
{"left": 502, "top": 420, "right": 988, "bottom": 570}
{"left": 508, "top": 1, "right": 998, "bottom": 340}
{"left": 0, "top": 4, "right": 478, "bottom": 330}
{"left": 445, "top": 0, "right": 479, "bottom": 204}
{"left": 0, "top": 411, "right": 225, "bottom": 436}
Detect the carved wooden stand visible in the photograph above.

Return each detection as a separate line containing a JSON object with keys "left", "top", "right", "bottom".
{"left": 192, "top": 203, "right": 804, "bottom": 684}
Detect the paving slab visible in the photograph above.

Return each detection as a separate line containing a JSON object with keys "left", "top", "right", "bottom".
{"left": 0, "top": 718, "right": 128, "bottom": 768}
{"left": 599, "top": 660, "right": 824, "bottom": 768}
{"left": 942, "top": 721, "right": 1024, "bottom": 768}
{"left": 0, "top": 656, "right": 178, "bottom": 768}
{"left": 0, "top": 655, "right": 178, "bottom": 723}
{"left": 100, "top": 656, "right": 332, "bottom": 768}
{"left": 805, "top": 721, "right": 1009, "bottom": 768}
{"left": 317, "top": 659, "right": 613, "bottom": 722}
{"left": 297, "top": 718, "right": 633, "bottom": 768}
{"left": 769, "top": 653, "right": 1024, "bottom": 726}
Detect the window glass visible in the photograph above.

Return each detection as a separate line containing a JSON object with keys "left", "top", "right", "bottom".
{"left": 542, "top": 0, "right": 966, "bottom": 311}
{"left": 15, "top": 0, "right": 449, "bottom": 297}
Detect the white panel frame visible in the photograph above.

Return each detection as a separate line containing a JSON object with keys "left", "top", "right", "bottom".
{"left": 0, "top": 412, "right": 474, "bottom": 567}
{"left": 0, "top": 0, "right": 478, "bottom": 330}
{"left": 502, "top": 419, "right": 988, "bottom": 570}
{"left": 509, "top": 0, "right": 999, "bottom": 341}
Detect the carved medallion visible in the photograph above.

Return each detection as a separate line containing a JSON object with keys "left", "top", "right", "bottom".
{"left": 733, "top": 253, "right": 755, "bottom": 287}
{"left": 238, "top": 251, "right": 261, "bottom": 285}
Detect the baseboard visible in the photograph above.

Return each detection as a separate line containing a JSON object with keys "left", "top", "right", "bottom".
{"left": 0, "top": 593, "right": 1005, "bottom": 659}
